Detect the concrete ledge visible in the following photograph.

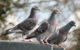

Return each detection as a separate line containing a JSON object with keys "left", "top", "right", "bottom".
{"left": 0, "top": 41, "right": 64, "bottom": 50}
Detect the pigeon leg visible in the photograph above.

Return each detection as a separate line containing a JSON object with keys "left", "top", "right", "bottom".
{"left": 22, "top": 39, "right": 32, "bottom": 42}
{"left": 40, "top": 40, "right": 50, "bottom": 45}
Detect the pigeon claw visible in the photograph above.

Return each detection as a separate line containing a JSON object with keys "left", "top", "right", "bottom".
{"left": 41, "top": 40, "right": 50, "bottom": 45}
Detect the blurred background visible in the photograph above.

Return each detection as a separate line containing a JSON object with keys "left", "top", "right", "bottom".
{"left": 0, "top": 0, "right": 80, "bottom": 50}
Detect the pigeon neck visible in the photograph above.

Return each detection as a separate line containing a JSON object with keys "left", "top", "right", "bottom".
{"left": 48, "top": 14, "right": 55, "bottom": 24}
{"left": 29, "top": 9, "right": 36, "bottom": 18}
{"left": 64, "top": 23, "right": 73, "bottom": 31}
{"left": 49, "top": 20, "right": 55, "bottom": 24}
{"left": 60, "top": 23, "right": 73, "bottom": 34}
{"left": 34, "top": 16, "right": 38, "bottom": 21}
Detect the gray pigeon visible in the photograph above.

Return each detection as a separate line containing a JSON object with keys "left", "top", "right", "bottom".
{"left": 26, "top": 21, "right": 49, "bottom": 39}
{"left": 45, "top": 21, "right": 75, "bottom": 45}
{"left": 25, "top": 10, "right": 59, "bottom": 43}
{"left": 5, "top": 6, "right": 40, "bottom": 35}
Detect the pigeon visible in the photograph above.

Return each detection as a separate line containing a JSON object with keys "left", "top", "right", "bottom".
{"left": 5, "top": 6, "right": 40, "bottom": 35}
{"left": 26, "top": 21, "right": 49, "bottom": 39}
{"left": 25, "top": 10, "right": 59, "bottom": 43}
{"left": 45, "top": 21, "right": 75, "bottom": 46}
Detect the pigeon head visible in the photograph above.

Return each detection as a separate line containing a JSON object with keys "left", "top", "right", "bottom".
{"left": 32, "top": 6, "right": 40, "bottom": 11}
{"left": 29, "top": 6, "right": 40, "bottom": 19}
{"left": 31, "top": 6, "right": 40, "bottom": 14}
{"left": 68, "top": 21, "right": 75, "bottom": 26}
{"left": 52, "top": 9, "right": 59, "bottom": 14}
{"left": 48, "top": 10, "right": 59, "bottom": 24}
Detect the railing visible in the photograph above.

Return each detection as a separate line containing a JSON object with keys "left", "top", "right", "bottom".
{"left": 0, "top": 41, "right": 64, "bottom": 50}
